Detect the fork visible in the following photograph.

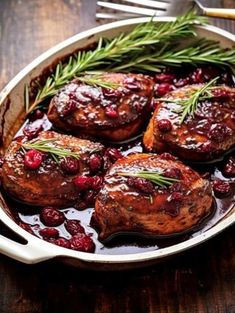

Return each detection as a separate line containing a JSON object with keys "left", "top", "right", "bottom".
{"left": 96, "top": 0, "right": 235, "bottom": 20}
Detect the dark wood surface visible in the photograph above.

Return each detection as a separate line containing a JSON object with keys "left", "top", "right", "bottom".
{"left": 0, "top": 0, "right": 235, "bottom": 312}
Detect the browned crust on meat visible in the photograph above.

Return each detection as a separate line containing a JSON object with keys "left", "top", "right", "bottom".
{"left": 1, "top": 131, "right": 104, "bottom": 207}
{"left": 143, "top": 85, "right": 235, "bottom": 161}
{"left": 92, "top": 153, "right": 213, "bottom": 241}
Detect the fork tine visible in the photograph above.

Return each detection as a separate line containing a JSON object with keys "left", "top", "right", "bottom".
{"left": 96, "top": 12, "right": 139, "bottom": 20}
{"left": 122, "top": 0, "right": 170, "bottom": 10}
{"left": 97, "top": 1, "right": 164, "bottom": 16}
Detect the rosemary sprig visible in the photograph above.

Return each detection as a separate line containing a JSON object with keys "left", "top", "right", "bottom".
{"left": 159, "top": 77, "right": 219, "bottom": 124}
{"left": 26, "top": 10, "right": 206, "bottom": 113}
{"left": 111, "top": 39, "right": 235, "bottom": 73}
{"left": 22, "top": 139, "right": 80, "bottom": 163}
{"left": 76, "top": 74, "right": 120, "bottom": 89}
{"left": 118, "top": 171, "right": 178, "bottom": 188}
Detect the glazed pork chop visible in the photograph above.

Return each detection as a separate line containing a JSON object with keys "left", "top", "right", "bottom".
{"left": 1, "top": 131, "right": 105, "bottom": 207}
{"left": 47, "top": 73, "right": 154, "bottom": 141}
{"left": 92, "top": 153, "right": 213, "bottom": 241}
{"left": 143, "top": 84, "right": 235, "bottom": 162}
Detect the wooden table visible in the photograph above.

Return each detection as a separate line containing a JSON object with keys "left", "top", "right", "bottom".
{"left": 0, "top": 0, "right": 234, "bottom": 312}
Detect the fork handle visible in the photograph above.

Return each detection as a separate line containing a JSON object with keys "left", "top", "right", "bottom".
{"left": 202, "top": 8, "right": 235, "bottom": 20}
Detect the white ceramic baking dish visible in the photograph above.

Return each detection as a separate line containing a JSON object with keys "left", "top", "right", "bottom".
{"left": 0, "top": 17, "right": 234, "bottom": 270}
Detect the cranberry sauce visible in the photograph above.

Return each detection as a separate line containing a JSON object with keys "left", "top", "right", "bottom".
{"left": 2, "top": 65, "right": 235, "bottom": 255}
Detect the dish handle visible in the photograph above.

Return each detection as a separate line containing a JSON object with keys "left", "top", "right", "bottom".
{"left": 0, "top": 233, "right": 58, "bottom": 264}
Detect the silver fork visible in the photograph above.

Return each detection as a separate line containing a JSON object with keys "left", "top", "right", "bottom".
{"left": 96, "top": 0, "right": 235, "bottom": 20}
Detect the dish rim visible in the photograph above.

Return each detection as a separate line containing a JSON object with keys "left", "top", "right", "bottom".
{"left": 0, "top": 16, "right": 234, "bottom": 265}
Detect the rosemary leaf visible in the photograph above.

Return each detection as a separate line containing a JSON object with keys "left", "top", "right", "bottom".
{"left": 159, "top": 77, "right": 219, "bottom": 124}
{"left": 76, "top": 74, "right": 120, "bottom": 89}
{"left": 26, "top": 10, "right": 207, "bottom": 113}
{"left": 118, "top": 170, "right": 178, "bottom": 188}
{"left": 22, "top": 139, "right": 80, "bottom": 162}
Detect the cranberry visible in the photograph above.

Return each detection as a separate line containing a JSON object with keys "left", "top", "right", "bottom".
{"left": 54, "top": 237, "right": 71, "bottom": 249}
{"left": 105, "top": 148, "right": 123, "bottom": 163}
{"left": 88, "top": 154, "right": 103, "bottom": 173}
{"left": 91, "top": 176, "right": 103, "bottom": 190}
{"left": 212, "top": 179, "right": 231, "bottom": 198}
{"left": 156, "top": 83, "right": 173, "bottom": 96}
{"left": 127, "top": 177, "right": 154, "bottom": 194}
{"left": 60, "top": 157, "right": 80, "bottom": 174}
{"left": 208, "top": 124, "right": 232, "bottom": 143}
{"left": 154, "top": 73, "right": 175, "bottom": 83}
{"left": 23, "top": 123, "right": 43, "bottom": 139}
{"left": 200, "top": 142, "right": 214, "bottom": 153}
{"left": 39, "top": 227, "right": 59, "bottom": 238}
{"left": 151, "top": 99, "right": 159, "bottom": 111}
{"left": 28, "top": 109, "right": 44, "bottom": 122}
{"left": 65, "top": 220, "right": 85, "bottom": 236}
{"left": 19, "top": 222, "right": 34, "bottom": 235}
{"left": 70, "top": 234, "right": 95, "bottom": 252}
{"left": 102, "top": 88, "right": 121, "bottom": 99}
{"left": 170, "top": 182, "right": 186, "bottom": 193}
{"left": 223, "top": 157, "right": 235, "bottom": 177}
{"left": 170, "top": 192, "right": 183, "bottom": 202}
{"left": 157, "top": 119, "right": 172, "bottom": 132}
{"left": 160, "top": 153, "right": 177, "bottom": 161}
{"left": 105, "top": 106, "right": 119, "bottom": 118}
{"left": 83, "top": 190, "right": 96, "bottom": 206}
{"left": 174, "top": 77, "right": 190, "bottom": 87}
{"left": 231, "top": 111, "right": 235, "bottom": 122}
{"left": 40, "top": 207, "right": 65, "bottom": 227}
{"left": 124, "top": 77, "right": 141, "bottom": 91}
{"left": 73, "top": 176, "right": 93, "bottom": 191}
{"left": 60, "top": 101, "right": 77, "bottom": 117}
{"left": 190, "top": 68, "right": 203, "bottom": 84}
{"left": 24, "top": 149, "right": 43, "bottom": 170}
{"left": 212, "top": 88, "right": 231, "bottom": 99}
{"left": 164, "top": 168, "right": 182, "bottom": 179}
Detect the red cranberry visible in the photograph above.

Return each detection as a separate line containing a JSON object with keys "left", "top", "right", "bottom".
{"left": 151, "top": 99, "right": 160, "bottom": 111}
{"left": 40, "top": 207, "right": 65, "bottom": 227}
{"left": 164, "top": 168, "right": 182, "bottom": 179}
{"left": 170, "top": 192, "right": 183, "bottom": 202}
{"left": 28, "top": 109, "right": 44, "bottom": 122}
{"left": 70, "top": 234, "right": 95, "bottom": 252}
{"left": 39, "top": 227, "right": 59, "bottom": 238}
{"left": 170, "top": 182, "right": 186, "bottom": 193}
{"left": 91, "top": 176, "right": 103, "bottom": 190}
{"left": 60, "top": 101, "right": 77, "bottom": 117}
{"left": 156, "top": 83, "right": 173, "bottom": 96}
{"left": 189, "top": 68, "right": 204, "bottom": 84}
{"left": 105, "top": 148, "right": 123, "bottom": 163}
{"left": 160, "top": 153, "right": 177, "bottom": 161}
{"left": 105, "top": 106, "right": 119, "bottom": 118}
{"left": 212, "top": 179, "right": 231, "bottom": 198}
{"left": 223, "top": 157, "right": 235, "bottom": 177}
{"left": 157, "top": 119, "right": 172, "bottom": 132}
{"left": 127, "top": 177, "right": 154, "bottom": 194}
{"left": 174, "top": 77, "right": 190, "bottom": 87}
{"left": 83, "top": 190, "right": 96, "bottom": 206}
{"left": 124, "top": 77, "right": 141, "bottom": 91}
{"left": 65, "top": 220, "right": 85, "bottom": 236}
{"left": 54, "top": 237, "right": 71, "bottom": 249}
{"left": 212, "top": 88, "right": 231, "bottom": 99}
{"left": 23, "top": 123, "right": 43, "bottom": 139}
{"left": 60, "top": 157, "right": 80, "bottom": 174}
{"left": 231, "top": 111, "right": 235, "bottom": 122}
{"left": 24, "top": 149, "right": 43, "bottom": 170}
{"left": 73, "top": 176, "right": 93, "bottom": 191}
{"left": 19, "top": 222, "right": 34, "bottom": 235}
{"left": 208, "top": 124, "right": 232, "bottom": 143}
{"left": 88, "top": 154, "right": 103, "bottom": 173}
{"left": 200, "top": 142, "right": 214, "bottom": 153}
{"left": 154, "top": 73, "right": 175, "bottom": 83}
{"left": 102, "top": 88, "right": 121, "bottom": 99}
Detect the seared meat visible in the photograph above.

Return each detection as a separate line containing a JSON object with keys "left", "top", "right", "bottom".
{"left": 143, "top": 84, "right": 235, "bottom": 161}
{"left": 92, "top": 153, "right": 213, "bottom": 241}
{"left": 1, "top": 131, "right": 105, "bottom": 207}
{"left": 47, "top": 73, "right": 154, "bottom": 141}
